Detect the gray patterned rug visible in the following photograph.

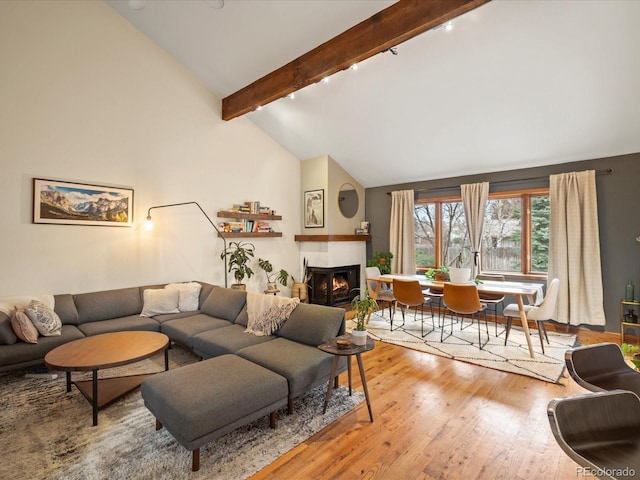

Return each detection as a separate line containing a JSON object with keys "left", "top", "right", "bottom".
{"left": 350, "top": 310, "right": 577, "bottom": 383}
{"left": 0, "top": 346, "right": 363, "bottom": 480}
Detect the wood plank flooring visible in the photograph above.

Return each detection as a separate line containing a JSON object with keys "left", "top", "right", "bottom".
{"left": 250, "top": 328, "right": 618, "bottom": 480}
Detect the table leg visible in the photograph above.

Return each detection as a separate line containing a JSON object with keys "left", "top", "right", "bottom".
{"left": 517, "top": 295, "right": 535, "bottom": 359}
{"left": 65, "top": 371, "right": 71, "bottom": 392}
{"left": 347, "top": 355, "right": 352, "bottom": 396}
{"left": 92, "top": 369, "right": 98, "bottom": 426}
{"left": 323, "top": 356, "right": 340, "bottom": 414}
{"left": 164, "top": 348, "right": 169, "bottom": 371}
{"left": 356, "top": 353, "right": 373, "bottom": 422}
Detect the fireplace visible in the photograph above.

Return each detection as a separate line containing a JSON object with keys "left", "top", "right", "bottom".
{"left": 308, "top": 265, "right": 360, "bottom": 307}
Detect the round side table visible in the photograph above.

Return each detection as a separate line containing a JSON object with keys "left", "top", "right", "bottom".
{"left": 318, "top": 333, "right": 375, "bottom": 421}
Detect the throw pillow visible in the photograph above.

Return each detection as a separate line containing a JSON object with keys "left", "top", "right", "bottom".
{"left": 26, "top": 300, "right": 62, "bottom": 336}
{"left": 0, "top": 312, "right": 18, "bottom": 345}
{"left": 11, "top": 308, "right": 39, "bottom": 344}
{"left": 165, "top": 282, "right": 202, "bottom": 312}
{"left": 140, "top": 289, "right": 180, "bottom": 317}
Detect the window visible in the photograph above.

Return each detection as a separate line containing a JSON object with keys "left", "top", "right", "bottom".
{"left": 414, "top": 189, "right": 549, "bottom": 276}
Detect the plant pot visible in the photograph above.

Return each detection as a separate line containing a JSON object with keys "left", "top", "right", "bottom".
{"left": 434, "top": 272, "right": 449, "bottom": 282}
{"left": 448, "top": 267, "right": 471, "bottom": 284}
{"left": 266, "top": 282, "right": 278, "bottom": 292}
{"left": 230, "top": 284, "right": 246, "bottom": 291}
{"left": 351, "top": 329, "right": 368, "bottom": 345}
{"left": 291, "top": 282, "right": 308, "bottom": 301}
{"left": 632, "top": 353, "right": 640, "bottom": 370}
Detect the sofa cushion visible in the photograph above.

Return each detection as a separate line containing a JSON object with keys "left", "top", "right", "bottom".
{"left": 165, "top": 282, "right": 201, "bottom": 312}
{"left": 276, "top": 303, "right": 345, "bottom": 346}
{"left": 236, "top": 338, "right": 343, "bottom": 399}
{"left": 0, "top": 312, "right": 18, "bottom": 345}
{"left": 26, "top": 300, "right": 62, "bottom": 336}
{"left": 191, "top": 324, "right": 276, "bottom": 358}
{"left": 73, "top": 287, "right": 143, "bottom": 323}
{"left": 199, "top": 288, "right": 246, "bottom": 322}
{"left": 160, "top": 314, "right": 231, "bottom": 349}
{"left": 11, "top": 309, "right": 39, "bottom": 344}
{"left": 53, "top": 294, "right": 79, "bottom": 325}
{"left": 140, "top": 288, "right": 180, "bottom": 317}
{"left": 77, "top": 315, "right": 160, "bottom": 336}
{"left": 0, "top": 325, "right": 85, "bottom": 372}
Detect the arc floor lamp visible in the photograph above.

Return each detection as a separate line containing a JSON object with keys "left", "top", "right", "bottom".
{"left": 145, "top": 201, "right": 228, "bottom": 288}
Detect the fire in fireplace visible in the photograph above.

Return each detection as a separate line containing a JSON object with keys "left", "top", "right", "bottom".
{"left": 308, "top": 265, "right": 360, "bottom": 307}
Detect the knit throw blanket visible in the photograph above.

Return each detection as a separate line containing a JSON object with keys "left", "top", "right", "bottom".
{"left": 246, "top": 292, "right": 300, "bottom": 336}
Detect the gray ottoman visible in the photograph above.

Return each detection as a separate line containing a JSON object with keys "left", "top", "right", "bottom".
{"left": 141, "top": 354, "right": 288, "bottom": 471}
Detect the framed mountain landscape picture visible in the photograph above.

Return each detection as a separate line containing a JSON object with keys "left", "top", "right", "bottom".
{"left": 33, "top": 178, "right": 134, "bottom": 227}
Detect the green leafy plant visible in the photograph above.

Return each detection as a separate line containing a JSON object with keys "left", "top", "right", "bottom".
{"left": 257, "top": 258, "right": 290, "bottom": 287}
{"left": 221, "top": 241, "right": 255, "bottom": 285}
{"left": 367, "top": 251, "right": 393, "bottom": 274}
{"left": 351, "top": 289, "right": 379, "bottom": 331}
{"left": 425, "top": 266, "right": 449, "bottom": 280}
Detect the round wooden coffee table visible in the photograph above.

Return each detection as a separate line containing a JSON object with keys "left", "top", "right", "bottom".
{"left": 44, "top": 331, "right": 169, "bottom": 426}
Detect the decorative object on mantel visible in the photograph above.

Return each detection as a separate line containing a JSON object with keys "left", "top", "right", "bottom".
{"left": 221, "top": 241, "right": 255, "bottom": 290}
{"left": 33, "top": 178, "right": 133, "bottom": 227}
{"left": 360, "top": 221, "right": 370, "bottom": 234}
{"left": 145, "top": 201, "right": 227, "bottom": 288}
{"left": 304, "top": 189, "right": 324, "bottom": 228}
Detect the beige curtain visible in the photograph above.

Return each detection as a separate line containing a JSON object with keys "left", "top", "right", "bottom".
{"left": 549, "top": 170, "right": 605, "bottom": 326}
{"left": 390, "top": 190, "right": 415, "bottom": 274}
{"left": 461, "top": 182, "right": 489, "bottom": 279}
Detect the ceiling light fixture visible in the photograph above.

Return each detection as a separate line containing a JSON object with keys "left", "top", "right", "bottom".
{"left": 444, "top": 21, "right": 453, "bottom": 31}
{"left": 288, "top": 93, "right": 295, "bottom": 100}
{"left": 256, "top": 105, "right": 263, "bottom": 111}
{"left": 388, "top": 47, "right": 398, "bottom": 55}
{"left": 351, "top": 63, "right": 358, "bottom": 70}
{"left": 321, "top": 77, "right": 330, "bottom": 83}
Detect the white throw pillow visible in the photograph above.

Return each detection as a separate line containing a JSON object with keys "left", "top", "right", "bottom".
{"left": 26, "top": 300, "right": 62, "bottom": 336}
{"left": 140, "top": 289, "right": 180, "bottom": 317}
{"left": 165, "top": 282, "right": 202, "bottom": 312}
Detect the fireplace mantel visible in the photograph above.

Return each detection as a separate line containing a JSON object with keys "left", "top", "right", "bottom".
{"left": 294, "top": 234, "right": 371, "bottom": 242}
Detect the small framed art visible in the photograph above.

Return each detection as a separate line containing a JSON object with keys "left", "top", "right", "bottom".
{"left": 33, "top": 178, "right": 134, "bottom": 227}
{"left": 304, "top": 189, "right": 324, "bottom": 228}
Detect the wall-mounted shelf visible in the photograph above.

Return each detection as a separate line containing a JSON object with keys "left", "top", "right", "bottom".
{"left": 217, "top": 210, "right": 282, "bottom": 238}
{"left": 294, "top": 234, "right": 371, "bottom": 242}
{"left": 217, "top": 211, "right": 282, "bottom": 221}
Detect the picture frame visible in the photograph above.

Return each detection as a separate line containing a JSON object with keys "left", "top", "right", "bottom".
{"left": 33, "top": 178, "right": 134, "bottom": 227}
{"left": 304, "top": 189, "right": 324, "bottom": 228}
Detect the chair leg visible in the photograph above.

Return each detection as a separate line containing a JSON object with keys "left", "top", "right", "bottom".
{"left": 536, "top": 321, "right": 546, "bottom": 354}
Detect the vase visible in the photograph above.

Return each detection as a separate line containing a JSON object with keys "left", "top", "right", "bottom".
{"left": 448, "top": 267, "right": 471, "bottom": 284}
{"left": 351, "top": 329, "right": 368, "bottom": 345}
{"left": 626, "top": 281, "right": 635, "bottom": 302}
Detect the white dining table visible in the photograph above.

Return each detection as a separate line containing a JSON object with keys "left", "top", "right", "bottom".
{"left": 368, "top": 274, "right": 544, "bottom": 358}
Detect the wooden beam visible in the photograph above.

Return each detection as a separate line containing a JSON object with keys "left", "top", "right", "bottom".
{"left": 221, "top": 0, "right": 491, "bottom": 120}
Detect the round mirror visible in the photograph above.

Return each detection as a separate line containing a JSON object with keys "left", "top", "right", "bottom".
{"left": 338, "top": 183, "right": 358, "bottom": 218}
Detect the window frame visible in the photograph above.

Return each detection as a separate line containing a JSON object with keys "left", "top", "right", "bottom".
{"left": 415, "top": 187, "right": 549, "bottom": 280}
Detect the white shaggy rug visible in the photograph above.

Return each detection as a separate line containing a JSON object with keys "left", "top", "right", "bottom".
{"left": 0, "top": 346, "right": 364, "bottom": 480}
{"left": 349, "top": 310, "right": 577, "bottom": 383}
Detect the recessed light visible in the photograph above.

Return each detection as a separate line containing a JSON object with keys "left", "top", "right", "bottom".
{"left": 322, "top": 77, "right": 330, "bottom": 84}
{"left": 444, "top": 21, "right": 453, "bottom": 32}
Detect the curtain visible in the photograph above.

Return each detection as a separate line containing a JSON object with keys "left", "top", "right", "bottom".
{"left": 461, "top": 182, "right": 489, "bottom": 279}
{"left": 390, "top": 190, "right": 415, "bottom": 274}
{"left": 549, "top": 170, "right": 605, "bottom": 326}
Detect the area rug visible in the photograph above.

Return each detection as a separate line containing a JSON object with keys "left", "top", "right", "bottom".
{"left": 0, "top": 347, "right": 364, "bottom": 480}
{"left": 350, "top": 310, "right": 577, "bottom": 383}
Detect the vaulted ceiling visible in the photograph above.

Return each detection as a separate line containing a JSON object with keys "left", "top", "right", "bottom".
{"left": 106, "top": 0, "right": 640, "bottom": 188}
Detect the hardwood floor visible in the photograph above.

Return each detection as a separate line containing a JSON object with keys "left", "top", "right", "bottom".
{"left": 251, "top": 327, "right": 618, "bottom": 480}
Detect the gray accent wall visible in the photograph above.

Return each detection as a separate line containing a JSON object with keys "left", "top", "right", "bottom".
{"left": 365, "top": 152, "right": 640, "bottom": 333}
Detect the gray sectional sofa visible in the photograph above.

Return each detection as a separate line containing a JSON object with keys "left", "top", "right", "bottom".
{"left": 0, "top": 281, "right": 348, "bottom": 413}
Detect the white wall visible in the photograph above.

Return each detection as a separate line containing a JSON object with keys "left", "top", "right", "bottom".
{"left": 0, "top": 1, "right": 301, "bottom": 295}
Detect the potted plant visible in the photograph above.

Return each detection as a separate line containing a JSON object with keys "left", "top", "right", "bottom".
{"left": 350, "top": 289, "right": 378, "bottom": 345}
{"left": 220, "top": 241, "right": 255, "bottom": 290}
{"left": 448, "top": 252, "right": 471, "bottom": 284}
{"left": 257, "top": 258, "right": 290, "bottom": 292}
{"left": 367, "top": 251, "right": 393, "bottom": 274}
{"left": 622, "top": 343, "right": 640, "bottom": 370}
{"left": 425, "top": 266, "right": 449, "bottom": 282}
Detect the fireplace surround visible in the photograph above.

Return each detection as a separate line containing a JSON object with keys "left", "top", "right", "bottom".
{"left": 308, "top": 265, "right": 360, "bottom": 307}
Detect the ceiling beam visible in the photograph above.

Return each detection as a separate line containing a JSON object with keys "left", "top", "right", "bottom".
{"left": 221, "top": 0, "right": 491, "bottom": 120}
